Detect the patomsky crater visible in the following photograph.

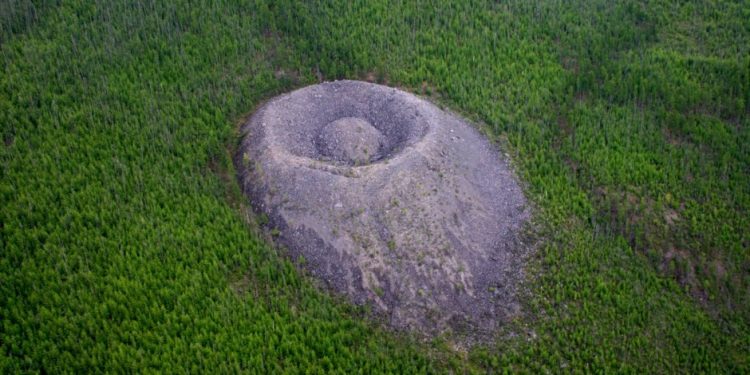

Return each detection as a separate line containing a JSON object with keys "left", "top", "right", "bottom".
{"left": 236, "top": 80, "right": 531, "bottom": 335}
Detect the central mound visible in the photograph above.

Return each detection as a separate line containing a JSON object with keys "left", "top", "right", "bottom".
{"left": 317, "top": 117, "right": 384, "bottom": 165}
{"left": 237, "top": 80, "right": 530, "bottom": 336}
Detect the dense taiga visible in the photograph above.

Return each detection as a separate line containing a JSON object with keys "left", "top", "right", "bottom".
{"left": 1, "top": 0, "right": 748, "bottom": 372}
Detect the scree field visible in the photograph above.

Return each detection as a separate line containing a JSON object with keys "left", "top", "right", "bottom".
{"left": 1, "top": 1, "right": 748, "bottom": 373}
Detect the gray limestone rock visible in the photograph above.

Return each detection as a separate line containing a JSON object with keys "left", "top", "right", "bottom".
{"left": 236, "top": 80, "right": 531, "bottom": 336}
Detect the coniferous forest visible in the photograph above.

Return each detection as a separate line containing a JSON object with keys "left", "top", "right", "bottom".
{"left": 1, "top": 0, "right": 749, "bottom": 372}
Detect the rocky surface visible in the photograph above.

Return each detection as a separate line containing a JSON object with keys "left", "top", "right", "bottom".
{"left": 236, "top": 80, "right": 531, "bottom": 336}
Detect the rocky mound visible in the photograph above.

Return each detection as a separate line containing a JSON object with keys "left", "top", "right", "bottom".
{"left": 236, "top": 80, "right": 531, "bottom": 336}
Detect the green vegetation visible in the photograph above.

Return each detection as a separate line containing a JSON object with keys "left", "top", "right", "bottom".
{"left": 2, "top": 0, "right": 748, "bottom": 372}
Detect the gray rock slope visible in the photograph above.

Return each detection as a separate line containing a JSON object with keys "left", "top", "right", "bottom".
{"left": 237, "top": 80, "right": 530, "bottom": 335}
